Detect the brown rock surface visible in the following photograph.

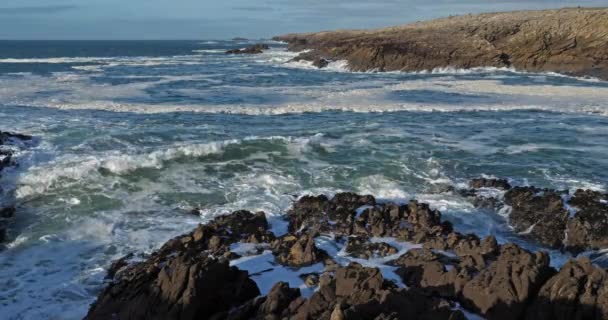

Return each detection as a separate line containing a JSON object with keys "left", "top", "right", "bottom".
{"left": 274, "top": 8, "right": 608, "bottom": 79}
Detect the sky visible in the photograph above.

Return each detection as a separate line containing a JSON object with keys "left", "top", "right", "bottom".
{"left": 0, "top": 0, "right": 606, "bottom": 40}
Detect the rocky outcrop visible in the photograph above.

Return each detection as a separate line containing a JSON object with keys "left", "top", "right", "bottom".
{"left": 526, "top": 257, "right": 608, "bottom": 320}
{"left": 502, "top": 186, "right": 608, "bottom": 252}
{"left": 87, "top": 191, "right": 608, "bottom": 320}
{"left": 504, "top": 186, "right": 570, "bottom": 248}
{"left": 226, "top": 44, "right": 269, "bottom": 54}
{"left": 86, "top": 254, "right": 260, "bottom": 320}
{"left": 344, "top": 236, "right": 398, "bottom": 259}
{"left": 469, "top": 178, "right": 511, "bottom": 190}
{"left": 565, "top": 189, "right": 608, "bottom": 252}
{"left": 274, "top": 8, "right": 608, "bottom": 80}
{"left": 85, "top": 211, "right": 269, "bottom": 319}
{"left": 0, "top": 130, "right": 32, "bottom": 243}
{"left": 463, "top": 178, "right": 608, "bottom": 253}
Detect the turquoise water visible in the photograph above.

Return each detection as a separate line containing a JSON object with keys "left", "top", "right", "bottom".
{"left": 1, "top": 40, "right": 608, "bottom": 319}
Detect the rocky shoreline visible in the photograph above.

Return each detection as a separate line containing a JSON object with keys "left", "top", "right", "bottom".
{"left": 273, "top": 8, "right": 608, "bottom": 80}
{"left": 0, "top": 131, "right": 31, "bottom": 243}
{"left": 86, "top": 180, "right": 608, "bottom": 320}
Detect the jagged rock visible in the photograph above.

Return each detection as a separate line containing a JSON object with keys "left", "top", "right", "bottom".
{"left": 353, "top": 201, "right": 452, "bottom": 243}
{"left": 105, "top": 253, "right": 134, "bottom": 280}
{"left": 226, "top": 43, "right": 269, "bottom": 54}
{"left": 461, "top": 244, "right": 555, "bottom": 320}
{"left": 525, "top": 257, "right": 608, "bottom": 320}
{"left": 271, "top": 232, "right": 327, "bottom": 267}
{"left": 469, "top": 178, "right": 512, "bottom": 190}
{"left": 287, "top": 192, "right": 375, "bottom": 235}
{"left": 565, "top": 189, "right": 608, "bottom": 252}
{"left": 345, "top": 236, "right": 398, "bottom": 259}
{"left": 504, "top": 186, "right": 569, "bottom": 248}
{"left": 291, "top": 263, "right": 465, "bottom": 320}
{"left": 85, "top": 254, "right": 260, "bottom": 320}
{"left": 274, "top": 8, "right": 608, "bottom": 80}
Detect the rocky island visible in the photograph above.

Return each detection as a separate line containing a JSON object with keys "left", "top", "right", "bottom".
{"left": 274, "top": 7, "right": 608, "bottom": 79}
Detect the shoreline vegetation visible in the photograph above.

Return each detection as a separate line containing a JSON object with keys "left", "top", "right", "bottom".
{"left": 273, "top": 7, "right": 608, "bottom": 80}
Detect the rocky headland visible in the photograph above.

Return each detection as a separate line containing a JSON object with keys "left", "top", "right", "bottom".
{"left": 273, "top": 7, "right": 608, "bottom": 79}
{"left": 86, "top": 179, "right": 608, "bottom": 320}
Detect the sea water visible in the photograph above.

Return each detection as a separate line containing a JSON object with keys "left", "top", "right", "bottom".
{"left": 0, "top": 40, "right": 607, "bottom": 319}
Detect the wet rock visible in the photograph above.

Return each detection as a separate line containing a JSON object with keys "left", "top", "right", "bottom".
{"left": 105, "top": 253, "right": 134, "bottom": 280}
{"left": 345, "top": 236, "right": 398, "bottom": 259}
{"left": 525, "top": 257, "right": 608, "bottom": 320}
{"left": 258, "top": 282, "right": 302, "bottom": 316}
{"left": 504, "top": 186, "right": 569, "bottom": 248}
{"left": 292, "top": 262, "right": 465, "bottom": 320}
{"left": 565, "top": 189, "right": 608, "bottom": 252}
{"left": 0, "top": 131, "right": 32, "bottom": 145}
{"left": 86, "top": 254, "right": 260, "bottom": 320}
{"left": 0, "top": 207, "right": 15, "bottom": 219}
{"left": 353, "top": 201, "right": 452, "bottom": 243}
{"left": 461, "top": 244, "right": 555, "bottom": 320}
{"left": 287, "top": 192, "right": 375, "bottom": 235}
{"left": 391, "top": 248, "right": 468, "bottom": 298}
{"left": 469, "top": 178, "right": 512, "bottom": 190}
{"left": 226, "top": 43, "right": 269, "bottom": 54}
{"left": 271, "top": 232, "right": 327, "bottom": 267}
{"left": 301, "top": 273, "right": 320, "bottom": 287}
{"left": 313, "top": 57, "right": 330, "bottom": 68}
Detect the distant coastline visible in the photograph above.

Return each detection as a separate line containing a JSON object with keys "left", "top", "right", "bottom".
{"left": 274, "top": 7, "right": 608, "bottom": 80}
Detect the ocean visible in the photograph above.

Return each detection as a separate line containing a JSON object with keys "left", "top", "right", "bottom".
{"left": 0, "top": 40, "right": 607, "bottom": 319}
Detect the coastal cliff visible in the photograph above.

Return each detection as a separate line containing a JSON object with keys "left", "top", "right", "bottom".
{"left": 274, "top": 8, "right": 608, "bottom": 79}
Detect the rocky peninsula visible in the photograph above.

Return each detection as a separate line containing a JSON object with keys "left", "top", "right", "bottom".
{"left": 273, "top": 8, "right": 608, "bottom": 79}
{"left": 86, "top": 180, "right": 608, "bottom": 320}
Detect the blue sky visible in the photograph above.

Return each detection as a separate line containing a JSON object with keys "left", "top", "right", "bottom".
{"left": 1, "top": 0, "right": 605, "bottom": 39}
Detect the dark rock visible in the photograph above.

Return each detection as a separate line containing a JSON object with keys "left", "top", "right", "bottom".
{"left": 291, "top": 262, "right": 465, "bottom": 320}
{"left": 525, "top": 257, "right": 608, "bottom": 320}
{"left": 271, "top": 232, "right": 327, "bottom": 267}
{"left": 345, "top": 235, "right": 398, "bottom": 259}
{"left": 0, "top": 207, "right": 15, "bottom": 219}
{"left": 105, "top": 253, "right": 134, "bottom": 280}
{"left": 226, "top": 43, "right": 269, "bottom": 54}
{"left": 504, "top": 186, "right": 569, "bottom": 248}
{"left": 353, "top": 201, "right": 452, "bottom": 243}
{"left": 469, "top": 178, "right": 512, "bottom": 190}
{"left": 312, "top": 57, "right": 330, "bottom": 68}
{"left": 461, "top": 244, "right": 555, "bottom": 320}
{"left": 86, "top": 254, "right": 260, "bottom": 320}
{"left": 0, "top": 131, "right": 32, "bottom": 145}
{"left": 287, "top": 192, "right": 375, "bottom": 235}
{"left": 565, "top": 189, "right": 608, "bottom": 252}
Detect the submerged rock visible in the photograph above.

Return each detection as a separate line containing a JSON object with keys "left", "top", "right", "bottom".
{"left": 226, "top": 43, "right": 269, "bottom": 54}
